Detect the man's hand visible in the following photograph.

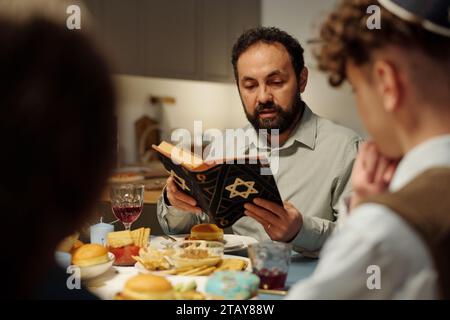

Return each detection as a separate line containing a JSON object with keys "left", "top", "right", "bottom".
{"left": 165, "top": 176, "right": 202, "bottom": 214}
{"left": 350, "top": 142, "right": 399, "bottom": 210}
{"left": 244, "top": 198, "right": 302, "bottom": 242}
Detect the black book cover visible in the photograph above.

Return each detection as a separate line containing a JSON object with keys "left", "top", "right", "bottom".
{"left": 157, "top": 152, "right": 282, "bottom": 228}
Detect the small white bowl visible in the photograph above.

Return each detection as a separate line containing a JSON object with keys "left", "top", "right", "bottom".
{"left": 77, "top": 252, "right": 115, "bottom": 280}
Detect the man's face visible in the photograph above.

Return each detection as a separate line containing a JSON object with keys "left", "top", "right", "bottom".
{"left": 236, "top": 42, "right": 304, "bottom": 133}
{"left": 346, "top": 61, "right": 402, "bottom": 158}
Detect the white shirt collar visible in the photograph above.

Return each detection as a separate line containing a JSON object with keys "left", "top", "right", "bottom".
{"left": 389, "top": 134, "right": 450, "bottom": 192}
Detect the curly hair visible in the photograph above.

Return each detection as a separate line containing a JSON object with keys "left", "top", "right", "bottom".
{"left": 231, "top": 26, "right": 305, "bottom": 82}
{"left": 316, "top": 0, "right": 450, "bottom": 87}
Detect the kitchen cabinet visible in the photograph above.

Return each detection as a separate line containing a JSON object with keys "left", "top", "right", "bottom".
{"left": 103, "top": 0, "right": 141, "bottom": 75}
{"left": 84, "top": 0, "right": 141, "bottom": 75}
{"left": 84, "top": 0, "right": 260, "bottom": 82}
{"left": 200, "top": 0, "right": 230, "bottom": 82}
{"left": 140, "top": 0, "right": 201, "bottom": 80}
{"left": 201, "top": 0, "right": 261, "bottom": 82}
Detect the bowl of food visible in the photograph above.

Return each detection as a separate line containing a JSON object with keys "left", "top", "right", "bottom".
{"left": 170, "top": 240, "right": 224, "bottom": 269}
{"left": 71, "top": 243, "right": 115, "bottom": 280}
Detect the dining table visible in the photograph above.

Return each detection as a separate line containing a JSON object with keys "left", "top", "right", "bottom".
{"left": 85, "top": 236, "right": 319, "bottom": 300}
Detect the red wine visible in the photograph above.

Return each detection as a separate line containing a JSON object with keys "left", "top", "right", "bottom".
{"left": 256, "top": 268, "right": 288, "bottom": 290}
{"left": 112, "top": 204, "right": 142, "bottom": 224}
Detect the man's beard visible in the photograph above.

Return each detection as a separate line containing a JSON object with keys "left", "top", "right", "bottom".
{"left": 244, "top": 93, "right": 304, "bottom": 134}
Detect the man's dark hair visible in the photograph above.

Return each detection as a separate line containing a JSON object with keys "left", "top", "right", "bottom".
{"left": 231, "top": 27, "right": 305, "bottom": 82}
{"left": 0, "top": 16, "right": 116, "bottom": 298}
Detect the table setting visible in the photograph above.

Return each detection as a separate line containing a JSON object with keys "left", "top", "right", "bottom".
{"left": 56, "top": 183, "right": 318, "bottom": 300}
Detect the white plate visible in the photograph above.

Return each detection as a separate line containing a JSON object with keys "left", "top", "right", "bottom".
{"left": 87, "top": 259, "right": 254, "bottom": 300}
{"left": 88, "top": 269, "right": 208, "bottom": 300}
{"left": 77, "top": 252, "right": 115, "bottom": 280}
{"left": 134, "top": 254, "right": 251, "bottom": 276}
{"left": 151, "top": 234, "right": 258, "bottom": 253}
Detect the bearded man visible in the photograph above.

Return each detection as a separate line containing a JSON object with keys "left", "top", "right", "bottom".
{"left": 157, "top": 27, "right": 361, "bottom": 256}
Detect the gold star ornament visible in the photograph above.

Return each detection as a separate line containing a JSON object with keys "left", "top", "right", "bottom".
{"left": 225, "top": 177, "right": 258, "bottom": 199}
{"left": 170, "top": 170, "right": 190, "bottom": 191}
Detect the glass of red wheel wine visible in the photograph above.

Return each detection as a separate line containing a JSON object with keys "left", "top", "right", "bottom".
{"left": 248, "top": 241, "right": 292, "bottom": 290}
{"left": 110, "top": 184, "right": 144, "bottom": 230}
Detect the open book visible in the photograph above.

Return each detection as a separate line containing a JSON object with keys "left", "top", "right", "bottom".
{"left": 152, "top": 141, "right": 283, "bottom": 228}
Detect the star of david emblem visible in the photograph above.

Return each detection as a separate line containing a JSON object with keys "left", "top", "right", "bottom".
{"left": 170, "top": 170, "right": 190, "bottom": 191}
{"left": 225, "top": 177, "right": 258, "bottom": 199}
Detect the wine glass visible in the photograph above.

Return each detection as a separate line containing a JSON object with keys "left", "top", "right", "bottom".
{"left": 110, "top": 184, "right": 144, "bottom": 230}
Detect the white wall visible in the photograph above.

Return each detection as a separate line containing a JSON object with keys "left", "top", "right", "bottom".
{"left": 114, "top": 75, "right": 247, "bottom": 164}
{"left": 262, "top": 0, "right": 367, "bottom": 136}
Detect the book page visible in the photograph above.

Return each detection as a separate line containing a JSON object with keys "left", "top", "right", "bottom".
{"left": 153, "top": 141, "right": 204, "bottom": 171}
